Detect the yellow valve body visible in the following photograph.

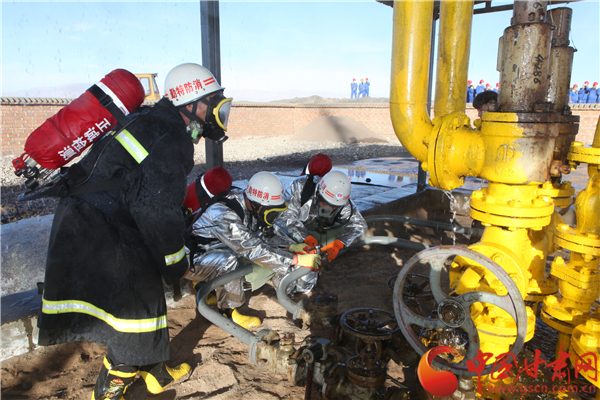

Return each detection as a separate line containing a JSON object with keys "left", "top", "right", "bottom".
{"left": 570, "top": 319, "right": 600, "bottom": 389}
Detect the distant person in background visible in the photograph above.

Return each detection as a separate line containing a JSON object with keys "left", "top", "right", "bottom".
{"left": 358, "top": 79, "right": 366, "bottom": 98}
{"left": 579, "top": 81, "right": 589, "bottom": 103}
{"left": 570, "top": 84, "right": 579, "bottom": 104}
{"left": 485, "top": 83, "right": 492, "bottom": 91}
{"left": 587, "top": 82, "right": 598, "bottom": 103}
{"left": 475, "top": 79, "right": 486, "bottom": 95}
{"left": 365, "top": 78, "right": 370, "bottom": 97}
{"left": 466, "top": 80, "right": 475, "bottom": 103}
{"left": 493, "top": 83, "right": 499, "bottom": 93}
{"left": 350, "top": 78, "right": 358, "bottom": 99}
{"left": 473, "top": 90, "right": 498, "bottom": 118}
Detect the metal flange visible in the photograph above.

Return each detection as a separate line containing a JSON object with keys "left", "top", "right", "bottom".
{"left": 568, "top": 142, "right": 600, "bottom": 165}
{"left": 537, "top": 181, "right": 575, "bottom": 208}
{"left": 470, "top": 189, "right": 554, "bottom": 229}
{"left": 540, "top": 308, "right": 576, "bottom": 335}
{"left": 249, "top": 329, "right": 276, "bottom": 364}
{"left": 570, "top": 319, "right": 600, "bottom": 389}
{"left": 554, "top": 223, "right": 600, "bottom": 256}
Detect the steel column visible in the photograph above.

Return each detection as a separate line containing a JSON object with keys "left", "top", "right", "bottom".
{"left": 201, "top": 0, "right": 224, "bottom": 168}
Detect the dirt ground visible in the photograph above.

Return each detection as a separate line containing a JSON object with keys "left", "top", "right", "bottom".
{"left": 1, "top": 219, "right": 596, "bottom": 400}
{"left": 2, "top": 210, "right": 467, "bottom": 400}
{"left": 0, "top": 241, "right": 422, "bottom": 400}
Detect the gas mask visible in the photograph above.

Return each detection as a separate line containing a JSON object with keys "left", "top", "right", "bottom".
{"left": 247, "top": 197, "right": 288, "bottom": 229}
{"left": 315, "top": 193, "right": 343, "bottom": 227}
{"left": 199, "top": 92, "right": 233, "bottom": 144}
{"left": 262, "top": 204, "right": 288, "bottom": 226}
{"left": 181, "top": 91, "right": 233, "bottom": 145}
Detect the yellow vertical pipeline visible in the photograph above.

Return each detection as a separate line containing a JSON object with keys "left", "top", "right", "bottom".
{"left": 591, "top": 116, "right": 600, "bottom": 182}
{"left": 593, "top": 118, "right": 600, "bottom": 148}
{"left": 433, "top": 1, "right": 474, "bottom": 117}
{"left": 579, "top": 119, "right": 600, "bottom": 235}
{"left": 390, "top": 0, "right": 434, "bottom": 163}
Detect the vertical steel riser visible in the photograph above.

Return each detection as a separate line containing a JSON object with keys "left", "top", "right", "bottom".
{"left": 499, "top": 23, "right": 552, "bottom": 112}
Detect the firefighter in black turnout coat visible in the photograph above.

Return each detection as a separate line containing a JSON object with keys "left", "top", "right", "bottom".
{"left": 37, "top": 63, "right": 233, "bottom": 400}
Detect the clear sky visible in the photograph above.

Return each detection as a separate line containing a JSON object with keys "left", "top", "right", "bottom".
{"left": 2, "top": 0, "right": 599, "bottom": 101}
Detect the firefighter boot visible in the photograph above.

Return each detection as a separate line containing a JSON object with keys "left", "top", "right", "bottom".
{"left": 139, "top": 362, "right": 191, "bottom": 394}
{"left": 206, "top": 292, "right": 217, "bottom": 305}
{"left": 188, "top": 281, "right": 217, "bottom": 305}
{"left": 231, "top": 308, "right": 261, "bottom": 329}
{"left": 220, "top": 308, "right": 261, "bottom": 329}
{"left": 91, "top": 357, "right": 137, "bottom": 400}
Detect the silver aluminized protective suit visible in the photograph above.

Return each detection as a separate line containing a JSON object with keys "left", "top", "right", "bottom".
{"left": 276, "top": 175, "right": 368, "bottom": 247}
{"left": 189, "top": 189, "right": 296, "bottom": 309}
{"left": 272, "top": 174, "right": 367, "bottom": 295}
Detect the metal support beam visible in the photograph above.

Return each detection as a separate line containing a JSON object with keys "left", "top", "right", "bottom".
{"left": 201, "top": 0, "right": 224, "bottom": 169}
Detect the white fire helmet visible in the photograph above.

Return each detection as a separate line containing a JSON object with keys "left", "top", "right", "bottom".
{"left": 318, "top": 170, "right": 351, "bottom": 207}
{"left": 164, "top": 63, "right": 224, "bottom": 106}
{"left": 245, "top": 172, "right": 286, "bottom": 207}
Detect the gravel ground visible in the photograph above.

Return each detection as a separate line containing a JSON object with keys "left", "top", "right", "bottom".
{"left": 1, "top": 135, "right": 407, "bottom": 224}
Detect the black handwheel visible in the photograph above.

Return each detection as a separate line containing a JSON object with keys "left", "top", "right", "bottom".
{"left": 340, "top": 308, "right": 400, "bottom": 341}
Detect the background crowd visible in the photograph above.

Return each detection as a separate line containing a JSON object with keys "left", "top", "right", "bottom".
{"left": 570, "top": 81, "right": 599, "bottom": 104}
{"left": 350, "top": 78, "right": 370, "bottom": 98}
{"left": 466, "top": 79, "right": 599, "bottom": 104}
{"left": 467, "top": 79, "right": 498, "bottom": 103}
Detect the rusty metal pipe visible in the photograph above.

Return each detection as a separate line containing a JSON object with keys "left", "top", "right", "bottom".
{"left": 499, "top": 1, "right": 552, "bottom": 112}
{"left": 390, "top": 0, "right": 434, "bottom": 163}
{"left": 433, "top": 1, "right": 474, "bottom": 116}
{"left": 547, "top": 8, "right": 575, "bottom": 110}
{"left": 304, "top": 362, "right": 314, "bottom": 400}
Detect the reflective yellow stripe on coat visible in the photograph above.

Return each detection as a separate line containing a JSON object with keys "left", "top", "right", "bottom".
{"left": 115, "top": 129, "right": 149, "bottom": 164}
{"left": 41, "top": 298, "right": 167, "bottom": 333}
{"left": 165, "top": 246, "right": 186, "bottom": 266}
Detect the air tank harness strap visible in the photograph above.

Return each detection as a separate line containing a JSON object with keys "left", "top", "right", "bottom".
{"left": 300, "top": 175, "right": 318, "bottom": 207}
{"left": 88, "top": 84, "right": 149, "bottom": 164}
{"left": 87, "top": 84, "right": 132, "bottom": 127}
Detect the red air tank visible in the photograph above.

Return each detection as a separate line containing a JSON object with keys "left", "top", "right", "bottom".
{"left": 12, "top": 69, "right": 145, "bottom": 174}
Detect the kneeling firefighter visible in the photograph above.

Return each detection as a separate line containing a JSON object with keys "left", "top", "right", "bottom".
{"left": 36, "top": 62, "right": 233, "bottom": 400}
{"left": 186, "top": 171, "right": 322, "bottom": 329}
{"left": 275, "top": 169, "right": 368, "bottom": 293}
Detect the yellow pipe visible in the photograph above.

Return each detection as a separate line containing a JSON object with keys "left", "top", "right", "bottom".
{"left": 434, "top": 1, "right": 474, "bottom": 116}
{"left": 556, "top": 332, "right": 571, "bottom": 360}
{"left": 590, "top": 116, "right": 600, "bottom": 179}
{"left": 576, "top": 118, "right": 600, "bottom": 236}
{"left": 593, "top": 117, "right": 600, "bottom": 148}
{"left": 390, "top": 0, "right": 434, "bottom": 163}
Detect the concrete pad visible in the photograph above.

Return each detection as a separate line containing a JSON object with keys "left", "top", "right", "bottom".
{"left": 1, "top": 214, "right": 53, "bottom": 296}
{"left": 1, "top": 316, "right": 38, "bottom": 361}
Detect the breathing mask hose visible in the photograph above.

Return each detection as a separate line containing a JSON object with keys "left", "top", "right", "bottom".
{"left": 181, "top": 103, "right": 227, "bottom": 144}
